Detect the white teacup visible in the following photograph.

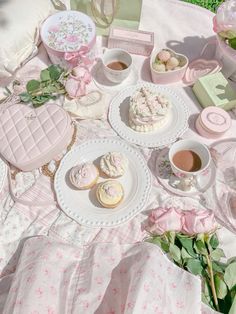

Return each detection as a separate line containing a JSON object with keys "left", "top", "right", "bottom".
{"left": 168, "top": 140, "right": 211, "bottom": 190}
{"left": 102, "top": 48, "right": 132, "bottom": 83}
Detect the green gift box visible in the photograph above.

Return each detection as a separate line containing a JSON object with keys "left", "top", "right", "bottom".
{"left": 192, "top": 72, "right": 236, "bottom": 111}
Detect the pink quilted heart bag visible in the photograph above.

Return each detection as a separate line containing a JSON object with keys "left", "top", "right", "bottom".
{"left": 0, "top": 104, "right": 73, "bottom": 171}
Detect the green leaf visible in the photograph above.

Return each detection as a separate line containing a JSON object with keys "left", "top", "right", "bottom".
{"left": 40, "top": 69, "right": 51, "bottom": 82}
{"left": 229, "top": 291, "right": 236, "bottom": 314}
{"left": 214, "top": 274, "right": 228, "bottom": 299}
{"left": 148, "top": 236, "right": 161, "bottom": 246}
{"left": 209, "top": 234, "right": 219, "bottom": 249}
{"left": 19, "top": 92, "right": 31, "bottom": 103}
{"left": 169, "top": 243, "right": 181, "bottom": 263}
{"left": 26, "top": 80, "right": 40, "bottom": 93}
{"left": 195, "top": 240, "right": 207, "bottom": 255}
{"left": 228, "top": 257, "right": 236, "bottom": 265}
{"left": 181, "top": 247, "right": 192, "bottom": 260}
{"left": 160, "top": 239, "right": 170, "bottom": 253}
{"left": 167, "top": 231, "right": 176, "bottom": 244}
{"left": 229, "top": 38, "right": 236, "bottom": 50}
{"left": 224, "top": 263, "right": 236, "bottom": 290}
{"left": 211, "top": 248, "right": 225, "bottom": 261}
{"left": 212, "top": 261, "right": 227, "bottom": 274}
{"left": 48, "top": 64, "right": 64, "bottom": 80}
{"left": 178, "top": 236, "right": 197, "bottom": 258}
{"left": 186, "top": 259, "right": 203, "bottom": 275}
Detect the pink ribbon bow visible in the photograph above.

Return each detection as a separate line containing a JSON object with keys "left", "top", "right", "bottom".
{"left": 65, "top": 66, "right": 92, "bottom": 98}
{"left": 64, "top": 46, "right": 92, "bottom": 67}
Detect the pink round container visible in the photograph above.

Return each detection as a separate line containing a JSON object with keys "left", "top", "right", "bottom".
{"left": 195, "top": 106, "right": 231, "bottom": 139}
{"left": 40, "top": 11, "right": 96, "bottom": 70}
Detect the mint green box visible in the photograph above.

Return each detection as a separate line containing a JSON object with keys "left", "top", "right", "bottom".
{"left": 192, "top": 72, "right": 236, "bottom": 111}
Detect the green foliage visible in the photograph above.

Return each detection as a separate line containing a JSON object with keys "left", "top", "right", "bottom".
{"left": 146, "top": 232, "right": 236, "bottom": 313}
{"left": 20, "top": 65, "right": 66, "bottom": 107}
{"left": 182, "top": 0, "right": 223, "bottom": 13}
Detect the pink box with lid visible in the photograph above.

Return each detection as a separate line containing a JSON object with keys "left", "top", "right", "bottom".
{"left": 108, "top": 27, "right": 154, "bottom": 56}
{"left": 195, "top": 106, "right": 231, "bottom": 139}
{"left": 41, "top": 10, "right": 96, "bottom": 70}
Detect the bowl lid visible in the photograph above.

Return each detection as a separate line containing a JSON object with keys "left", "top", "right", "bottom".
{"left": 183, "top": 58, "right": 222, "bottom": 86}
{"left": 199, "top": 106, "right": 231, "bottom": 134}
{"left": 41, "top": 10, "right": 96, "bottom": 52}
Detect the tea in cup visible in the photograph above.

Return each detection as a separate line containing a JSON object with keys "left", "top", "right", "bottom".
{"left": 102, "top": 48, "right": 132, "bottom": 83}
{"left": 168, "top": 139, "right": 211, "bottom": 191}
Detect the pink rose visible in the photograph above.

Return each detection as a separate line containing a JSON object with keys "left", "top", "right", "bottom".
{"left": 65, "top": 66, "right": 91, "bottom": 98}
{"left": 213, "top": 0, "right": 236, "bottom": 34}
{"left": 48, "top": 25, "right": 60, "bottom": 33}
{"left": 66, "top": 35, "right": 79, "bottom": 43}
{"left": 146, "top": 207, "right": 183, "bottom": 235}
{"left": 182, "top": 209, "right": 216, "bottom": 235}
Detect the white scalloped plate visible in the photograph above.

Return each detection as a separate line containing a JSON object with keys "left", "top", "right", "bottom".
{"left": 0, "top": 157, "right": 7, "bottom": 193}
{"left": 108, "top": 82, "right": 189, "bottom": 148}
{"left": 54, "top": 138, "right": 152, "bottom": 227}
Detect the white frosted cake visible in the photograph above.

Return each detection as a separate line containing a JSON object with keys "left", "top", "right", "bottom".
{"left": 129, "top": 87, "right": 171, "bottom": 132}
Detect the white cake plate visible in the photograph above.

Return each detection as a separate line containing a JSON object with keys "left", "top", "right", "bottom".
{"left": 108, "top": 82, "right": 189, "bottom": 148}
{"left": 54, "top": 138, "right": 152, "bottom": 227}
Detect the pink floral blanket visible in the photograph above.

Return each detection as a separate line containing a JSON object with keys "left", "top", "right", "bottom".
{"left": 0, "top": 236, "right": 207, "bottom": 314}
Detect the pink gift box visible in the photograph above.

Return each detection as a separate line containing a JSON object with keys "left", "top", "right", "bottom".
{"left": 108, "top": 27, "right": 154, "bottom": 56}
{"left": 41, "top": 11, "right": 96, "bottom": 70}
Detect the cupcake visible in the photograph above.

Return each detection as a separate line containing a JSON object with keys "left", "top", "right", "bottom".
{"left": 69, "top": 162, "right": 99, "bottom": 190}
{"left": 100, "top": 152, "right": 128, "bottom": 178}
{"left": 96, "top": 180, "right": 124, "bottom": 208}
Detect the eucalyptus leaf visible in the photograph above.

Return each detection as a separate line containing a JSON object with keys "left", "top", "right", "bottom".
{"left": 20, "top": 92, "right": 31, "bottom": 103}
{"left": 186, "top": 259, "right": 203, "bottom": 275}
{"left": 209, "top": 234, "right": 219, "bottom": 249}
{"left": 169, "top": 243, "right": 181, "bottom": 263}
{"left": 26, "top": 80, "right": 40, "bottom": 93}
{"left": 224, "top": 263, "right": 236, "bottom": 290}
{"left": 214, "top": 274, "right": 228, "bottom": 299}
{"left": 211, "top": 248, "right": 225, "bottom": 261}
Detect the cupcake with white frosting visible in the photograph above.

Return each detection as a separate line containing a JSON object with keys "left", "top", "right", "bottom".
{"left": 129, "top": 87, "right": 171, "bottom": 132}
{"left": 96, "top": 180, "right": 124, "bottom": 208}
{"left": 100, "top": 152, "right": 128, "bottom": 178}
{"left": 69, "top": 162, "right": 99, "bottom": 190}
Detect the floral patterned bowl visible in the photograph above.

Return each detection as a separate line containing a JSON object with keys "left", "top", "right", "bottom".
{"left": 40, "top": 10, "right": 96, "bottom": 70}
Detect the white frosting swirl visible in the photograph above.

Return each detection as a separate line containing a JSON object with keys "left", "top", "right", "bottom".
{"left": 70, "top": 162, "right": 98, "bottom": 189}
{"left": 100, "top": 152, "right": 128, "bottom": 177}
{"left": 129, "top": 87, "right": 171, "bottom": 132}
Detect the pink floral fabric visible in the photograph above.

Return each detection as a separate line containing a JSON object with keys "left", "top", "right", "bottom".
{"left": 2, "top": 236, "right": 201, "bottom": 314}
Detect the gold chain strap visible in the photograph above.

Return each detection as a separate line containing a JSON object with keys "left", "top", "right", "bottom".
{"left": 41, "top": 124, "right": 77, "bottom": 180}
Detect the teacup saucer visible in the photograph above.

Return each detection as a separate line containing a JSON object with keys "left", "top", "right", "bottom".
{"left": 91, "top": 60, "right": 139, "bottom": 93}
{"left": 155, "top": 148, "right": 216, "bottom": 196}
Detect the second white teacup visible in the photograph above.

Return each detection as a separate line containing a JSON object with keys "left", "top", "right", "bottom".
{"left": 102, "top": 48, "right": 132, "bottom": 83}
{"left": 168, "top": 139, "right": 211, "bottom": 183}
